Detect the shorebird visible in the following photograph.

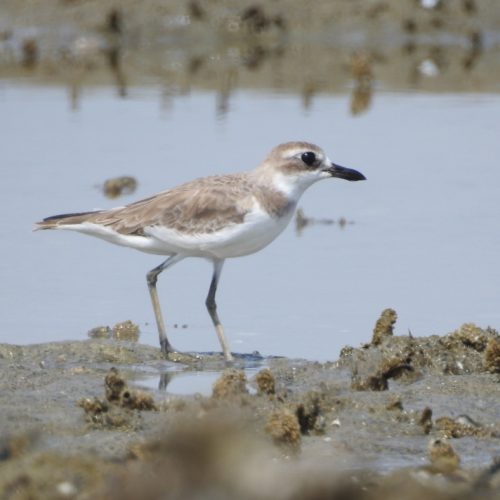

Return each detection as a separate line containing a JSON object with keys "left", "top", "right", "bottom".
{"left": 36, "top": 141, "right": 365, "bottom": 362}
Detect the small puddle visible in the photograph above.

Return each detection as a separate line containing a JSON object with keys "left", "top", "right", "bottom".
{"left": 138, "top": 368, "right": 263, "bottom": 396}
{"left": 135, "top": 352, "right": 270, "bottom": 395}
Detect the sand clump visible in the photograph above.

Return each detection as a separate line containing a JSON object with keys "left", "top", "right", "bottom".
{"left": 103, "top": 176, "right": 138, "bottom": 199}
{"left": 419, "top": 407, "right": 434, "bottom": 435}
{"left": 295, "top": 392, "right": 325, "bottom": 435}
{"left": 371, "top": 308, "right": 398, "bottom": 346}
{"left": 265, "top": 409, "right": 302, "bottom": 453}
{"left": 434, "top": 415, "right": 498, "bottom": 439}
{"left": 212, "top": 368, "right": 249, "bottom": 399}
{"left": 254, "top": 368, "right": 276, "bottom": 395}
{"left": 427, "top": 438, "right": 461, "bottom": 474}
{"left": 484, "top": 337, "right": 500, "bottom": 373}
{"left": 87, "top": 320, "right": 141, "bottom": 342}
{"left": 78, "top": 367, "right": 157, "bottom": 428}
{"left": 112, "top": 320, "right": 141, "bottom": 342}
{"left": 87, "top": 325, "right": 112, "bottom": 339}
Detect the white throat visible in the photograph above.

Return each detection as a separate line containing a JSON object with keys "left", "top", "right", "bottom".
{"left": 271, "top": 171, "right": 321, "bottom": 202}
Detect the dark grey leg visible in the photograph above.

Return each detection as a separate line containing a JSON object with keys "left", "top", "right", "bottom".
{"left": 146, "top": 254, "right": 184, "bottom": 355}
{"left": 205, "top": 259, "right": 233, "bottom": 362}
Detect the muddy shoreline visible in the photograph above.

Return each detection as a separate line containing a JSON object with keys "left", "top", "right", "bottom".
{"left": 1, "top": 320, "right": 499, "bottom": 498}
{"left": 2, "top": 0, "right": 500, "bottom": 97}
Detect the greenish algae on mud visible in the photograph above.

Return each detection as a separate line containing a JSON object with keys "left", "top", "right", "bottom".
{"left": 0, "top": 322, "right": 499, "bottom": 499}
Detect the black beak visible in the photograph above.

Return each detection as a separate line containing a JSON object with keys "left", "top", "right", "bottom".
{"left": 324, "top": 163, "right": 366, "bottom": 181}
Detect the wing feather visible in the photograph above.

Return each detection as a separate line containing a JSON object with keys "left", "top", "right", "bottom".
{"left": 78, "top": 174, "right": 253, "bottom": 235}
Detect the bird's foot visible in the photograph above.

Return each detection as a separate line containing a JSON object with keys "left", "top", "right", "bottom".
{"left": 166, "top": 350, "right": 203, "bottom": 364}
{"left": 160, "top": 340, "right": 202, "bottom": 364}
{"left": 223, "top": 352, "right": 234, "bottom": 364}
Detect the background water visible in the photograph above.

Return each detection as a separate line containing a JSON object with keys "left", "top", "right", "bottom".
{"left": 1, "top": 83, "right": 499, "bottom": 361}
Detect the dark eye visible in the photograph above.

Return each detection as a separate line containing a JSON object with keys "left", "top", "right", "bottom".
{"left": 301, "top": 151, "right": 316, "bottom": 166}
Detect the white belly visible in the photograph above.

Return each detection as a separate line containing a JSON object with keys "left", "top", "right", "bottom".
{"left": 146, "top": 201, "right": 296, "bottom": 259}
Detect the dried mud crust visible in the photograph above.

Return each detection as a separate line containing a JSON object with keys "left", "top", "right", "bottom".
{"left": 0, "top": 324, "right": 499, "bottom": 498}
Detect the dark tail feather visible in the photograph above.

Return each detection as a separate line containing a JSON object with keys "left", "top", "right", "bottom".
{"left": 35, "top": 210, "right": 102, "bottom": 230}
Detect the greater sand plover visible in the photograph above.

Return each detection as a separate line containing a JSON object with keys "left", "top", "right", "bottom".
{"left": 36, "top": 141, "right": 365, "bottom": 362}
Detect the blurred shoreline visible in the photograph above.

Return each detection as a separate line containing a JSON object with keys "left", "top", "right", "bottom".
{"left": 1, "top": 0, "right": 499, "bottom": 95}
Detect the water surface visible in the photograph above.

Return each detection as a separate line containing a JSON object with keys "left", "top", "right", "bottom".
{"left": 1, "top": 85, "right": 499, "bottom": 361}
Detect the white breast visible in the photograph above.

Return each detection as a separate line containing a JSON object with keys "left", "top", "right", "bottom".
{"left": 145, "top": 199, "right": 296, "bottom": 259}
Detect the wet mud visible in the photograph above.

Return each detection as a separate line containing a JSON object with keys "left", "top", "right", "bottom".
{"left": 1, "top": 315, "right": 499, "bottom": 499}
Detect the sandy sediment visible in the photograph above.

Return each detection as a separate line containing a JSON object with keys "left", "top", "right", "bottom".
{"left": 0, "top": 316, "right": 499, "bottom": 498}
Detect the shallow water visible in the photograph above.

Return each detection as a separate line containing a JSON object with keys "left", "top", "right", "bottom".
{"left": 139, "top": 367, "right": 262, "bottom": 396}
{"left": 1, "top": 84, "right": 499, "bottom": 361}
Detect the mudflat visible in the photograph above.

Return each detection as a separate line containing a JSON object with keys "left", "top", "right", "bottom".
{"left": 1, "top": 316, "right": 499, "bottom": 499}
